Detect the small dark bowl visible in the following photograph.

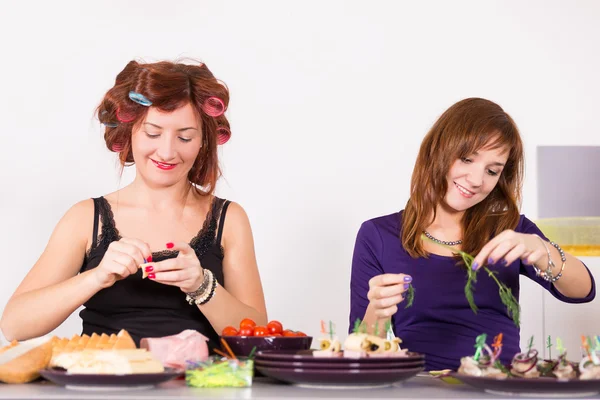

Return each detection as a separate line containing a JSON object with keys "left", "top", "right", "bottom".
{"left": 221, "top": 336, "right": 313, "bottom": 357}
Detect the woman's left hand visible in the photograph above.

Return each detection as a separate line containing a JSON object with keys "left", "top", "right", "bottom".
{"left": 473, "top": 230, "right": 547, "bottom": 271}
{"left": 142, "top": 242, "right": 204, "bottom": 293}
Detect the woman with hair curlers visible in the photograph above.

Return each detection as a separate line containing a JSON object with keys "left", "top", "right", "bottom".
{"left": 1, "top": 60, "right": 267, "bottom": 350}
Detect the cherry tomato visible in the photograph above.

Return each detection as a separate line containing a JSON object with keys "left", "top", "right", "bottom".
{"left": 253, "top": 326, "right": 269, "bottom": 337}
{"left": 267, "top": 320, "right": 283, "bottom": 335}
{"left": 270, "top": 333, "right": 282, "bottom": 337}
{"left": 282, "top": 329, "right": 297, "bottom": 337}
{"left": 221, "top": 326, "right": 239, "bottom": 336}
{"left": 239, "top": 318, "right": 256, "bottom": 330}
{"left": 295, "top": 331, "right": 307, "bottom": 337}
{"left": 238, "top": 327, "right": 254, "bottom": 337}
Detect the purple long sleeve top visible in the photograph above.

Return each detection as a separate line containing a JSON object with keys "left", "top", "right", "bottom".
{"left": 349, "top": 211, "right": 596, "bottom": 371}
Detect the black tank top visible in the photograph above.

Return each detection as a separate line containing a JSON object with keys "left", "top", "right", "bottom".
{"left": 79, "top": 196, "right": 230, "bottom": 351}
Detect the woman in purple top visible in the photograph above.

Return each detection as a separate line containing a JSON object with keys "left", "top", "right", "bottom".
{"left": 349, "top": 98, "right": 595, "bottom": 371}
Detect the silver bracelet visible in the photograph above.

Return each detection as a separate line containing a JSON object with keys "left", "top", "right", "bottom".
{"left": 198, "top": 274, "right": 218, "bottom": 306}
{"left": 185, "top": 269, "right": 214, "bottom": 305}
{"left": 531, "top": 235, "right": 566, "bottom": 282}
{"left": 186, "top": 269, "right": 211, "bottom": 297}
{"left": 548, "top": 241, "right": 567, "bottom": 282}
{"left": 194, "top": 271, "right": 214, "bottom": 305}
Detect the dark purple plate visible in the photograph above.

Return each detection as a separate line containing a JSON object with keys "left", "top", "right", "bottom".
{"left": 221, "top": 336, "right": 313, "bottom": 357}
{"left": 39, "top": 367, "right": 183, "bottom": 390}
{"left": 256, "top": 349, "right": 425, "bottom": 363}
{"left": 256, "top": 365, "right": 423, "bottom": 388}
{"left": 449, "top": 372, "right": 600, "bottom": 397}
{"left": 255, "top": 358, "right": 425, "bottom": 369}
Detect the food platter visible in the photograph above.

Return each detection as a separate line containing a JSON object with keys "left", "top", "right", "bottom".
{"left": 449, "top": 372, "right": 600, "bottom": 398}
{"left": 39, "top": 367, "right": 184, "bottom": 391}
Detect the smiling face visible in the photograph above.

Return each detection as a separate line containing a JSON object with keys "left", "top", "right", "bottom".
{"left": 443, "top": 143, "right": 510, "bottom": 214}
{"left": 131, "top": 103, "right": 203, "bottom": 187}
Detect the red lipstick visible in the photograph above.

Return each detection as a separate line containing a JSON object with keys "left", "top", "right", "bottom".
{"left": 151, "top": 159, "right": 177, "bottom": 170}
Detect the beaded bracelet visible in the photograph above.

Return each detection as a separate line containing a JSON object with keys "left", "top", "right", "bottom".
{"left": 548, "top": 241, "right": 567, "bottom": 283}
{"left": 198, "top": 274, "right": 218, "bottom": 306}
{"left": 185, "top": 269, "right": 214, "bottom": 305}
{"left": 195, "top": 272, "right": 214, "bottom": 305}
{"left": 185, "top": 269, "right": 211, "bottom": 299}
{"left": 531, "top": 235, "right": 567, "bottom": 283}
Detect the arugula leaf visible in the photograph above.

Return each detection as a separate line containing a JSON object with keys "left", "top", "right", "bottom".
{"left": 421, "top": 234, "right": 521, "bottom": 327}
{"left": 404, "top": 284, "right": 415, "bottom": 308}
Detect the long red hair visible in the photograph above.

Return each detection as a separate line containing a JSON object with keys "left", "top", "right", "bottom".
{"left": 402, "top": 98, "right": 524, "bottom": 258}
{"left": 96, "top": 59, "right": 230, "bottom": 195}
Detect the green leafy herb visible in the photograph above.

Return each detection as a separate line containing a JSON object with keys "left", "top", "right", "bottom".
{"left": 421, "top": 234, "right": 521, "bottom": 327}
{"left": 374, "top": 321, "right": 380, "bottom": 336}
{"left": 538, "top": 360, "right": 557, "bottom": 376}
{"left": 485, "top": 268, "right": 520, "bottom": 327}
{"left": 353, "top": 318, "right": 362, "bottom": 334}
{"left": 404, "top": 283, "right": 415, "bottom": 308}
{"left": 384, "top": 320, "right": 393, "bottom": 340}
{"left": 465, "top": 266, "right": 478, "bottom": 314}
{"left": 546, "top": 336, "right": 552, "bottom": 360}
{"left": 558, "top": 353, "right": 568, "bottom": 367}
{"left": 493, "top": 360, "right": 512, "bottom": 376}
{"left": 360, "top": 320, "right": 367, "bottom": 334}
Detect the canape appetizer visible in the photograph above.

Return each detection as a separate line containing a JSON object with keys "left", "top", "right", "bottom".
{"left": 458, "top": 333, "right": 508, "bottom": 378}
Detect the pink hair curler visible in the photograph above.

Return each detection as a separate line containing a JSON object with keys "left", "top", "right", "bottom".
{"left": 111, "top": 142, "right": 125, "bottom": 152}
{"left": 116, "top": 108, "right": 136, "bottom": 123}
{"left": 216, "top": 126, "right": 231, "bottom": 145}
{"left": 202, "top": 96, "right": 226, "bottom": 117}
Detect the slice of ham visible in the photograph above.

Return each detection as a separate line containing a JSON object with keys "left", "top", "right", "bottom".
{"left": 140, "top": 330, "right": 208, "bottom": 369}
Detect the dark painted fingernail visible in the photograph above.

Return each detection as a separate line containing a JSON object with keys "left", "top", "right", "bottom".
{"left": 143, "top": 258, "right": 147, "bottom": 264}
{"left": 145, "top": 266, "right": 154, "bottom": 272}
{"left": 166, "top": 243, "right": 174, "bottom": 249}
{"left": 148, "top": 273, "right": 156, "bottom": 279}
{"left": 500, "top": 259, "right": 507, "bottom": 266}
{"left": 488, "top": 258, "right": 494, "bottom": 265}
{"left": 404, "top": 283, "right": 410, "bottom": 290}
{"left": 147, "top": 255, "right": 153, "bottom": 263}
{"left": 403, "top": 275, "right": 412, "bottom": 282}
{"left": 472, "top": 261, "right": 479, "bottom": 270}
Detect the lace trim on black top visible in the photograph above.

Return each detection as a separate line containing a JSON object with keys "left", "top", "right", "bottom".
{"left": 85, "top": 196, "right": 226, "bottom": 262}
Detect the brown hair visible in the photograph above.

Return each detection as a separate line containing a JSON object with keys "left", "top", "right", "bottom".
{"left": 96, "top": 59, "right": 230, "bottom": 195}
{"left": 402, "top": 98, "right": 524, "bottom": 258}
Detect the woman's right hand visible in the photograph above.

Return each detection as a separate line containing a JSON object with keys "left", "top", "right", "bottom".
{"left": 93, "top": 238, "right": 152, "bottom": 289}
{"left": 367, "top": 273, "right": 413, "bottom": 318}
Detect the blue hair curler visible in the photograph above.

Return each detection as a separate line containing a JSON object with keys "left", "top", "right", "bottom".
{"left": 128, "top": 91, "right": 152, "bottom": 107}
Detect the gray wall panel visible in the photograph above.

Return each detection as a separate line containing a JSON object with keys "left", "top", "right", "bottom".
{"left": 537, "top": 146, "right": 600, "bottom": 218}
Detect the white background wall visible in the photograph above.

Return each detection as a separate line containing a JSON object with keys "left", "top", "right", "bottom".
{"left": 1, "top": 0, "right": 599, "bottom": 354}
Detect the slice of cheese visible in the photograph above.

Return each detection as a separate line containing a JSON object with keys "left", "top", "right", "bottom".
{"left": 52, "top": 349, "right": 164, "bottom": 374}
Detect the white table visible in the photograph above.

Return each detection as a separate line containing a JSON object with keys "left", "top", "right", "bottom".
{"left": 1, "top": 376, "right": 599, "bottom": 400}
